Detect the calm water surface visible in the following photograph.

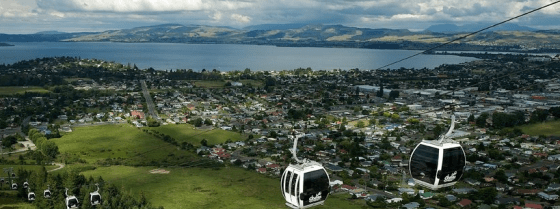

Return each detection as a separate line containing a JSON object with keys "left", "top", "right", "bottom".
{"left": 0, "top": 42, "right": 479, "bottom": 71}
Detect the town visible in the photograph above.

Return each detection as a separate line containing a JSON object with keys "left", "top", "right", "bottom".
{"left": 2, "top": 54, "right": 560, "bottom": 209}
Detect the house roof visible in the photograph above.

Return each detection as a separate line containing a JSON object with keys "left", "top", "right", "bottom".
{"left": 457, "top": 199, "right": 472, "bottom": 207}
{"left": 525, "top": 203, "right": 543, "bottom": 209}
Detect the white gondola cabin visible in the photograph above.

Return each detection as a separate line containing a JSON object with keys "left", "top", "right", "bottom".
{"left": 65, "top": 188, "right": 79, "bottom": 209}
{"left": 11, "top": 180, "right": 17, "bottom": 190}
{"left": 44, "top": 187, "right": 52, "bottom": 198}
{"left": 28, "top": 189, "right": 36, "bottom": 201}
{"left": 409, "top": 115, "right": 466, "bottom": 190}
{"left": 23, "top": 181, "right": 29, "bottom": 189}
{"left": 281, "top": 133, "right": 330, "bottom": 209}
{"left": 90, "top": 183, "right": 102, "bottom": 206}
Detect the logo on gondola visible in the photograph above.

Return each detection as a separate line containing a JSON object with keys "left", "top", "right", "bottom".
{"left": 309, "top": 192, "right": 322, "bottom": 203}
{"left": 443, "top": 171, "right": 457, "bottom": 182}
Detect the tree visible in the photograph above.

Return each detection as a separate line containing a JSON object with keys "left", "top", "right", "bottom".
{"left": 476, "top": 112, "right": 489, "bottom": 128}
{"left": 356, "top": 121, "right": 365, "bottom": 128}
{"left": 377, "top": 80, "right": 384, "bottom": 98}
{"left": 200, "top": 139, "right": 208, "bottom": 147}
{"left": 433, "top": 124, "right": 444, "bottom": 138}
{"left": 495, "top": 169, "right": 507, "bottom": 183}
{"left": 1, "top": 135, "right": 18, "bottom": 148}
{"left": 389, "top": 90, "right": 399, "bottom": 100}
{"left": 468, "top": 114, "right": 475, "bottom": 123}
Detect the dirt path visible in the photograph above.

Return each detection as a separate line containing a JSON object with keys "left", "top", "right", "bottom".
{"left": 48, "top": 163, "right": 65, "bottom": 172}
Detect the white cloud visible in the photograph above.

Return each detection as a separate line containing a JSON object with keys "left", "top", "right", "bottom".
{"left": 231, "top": 13, "right": 251, "bottom": 23}
{"left": 36, "top": 0, "right": 254, "bottom": 12}
{"left": 211, "top": 11, "right": 223, "bottom": 21}
{"left": 1, "top": 0, "right": 560, "bottom": 33}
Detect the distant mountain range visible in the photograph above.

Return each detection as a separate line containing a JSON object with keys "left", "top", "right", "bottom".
{"left": 1, "top": 23, "right": 559, "bottom": 52}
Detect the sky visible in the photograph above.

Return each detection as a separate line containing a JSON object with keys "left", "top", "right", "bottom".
{"left": 1, "top": 0, "right": 559, "bottom": 34}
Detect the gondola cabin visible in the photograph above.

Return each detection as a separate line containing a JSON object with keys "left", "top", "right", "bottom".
{"left": 28, "top": 191, "right": 36, "bottom": 201}
{"left": 409, "top": 115, "right": 466, "bottom": 190}
{"left": 409, "top": 141, "right": 466, "bottom": 190}
{"left": 90, "top": 184, "right": 102, "bottom": 206}
{"left": 90, "top": 191, "right": 101, "bottom": 205}
{"left": 65, "top": 188, "right": 79, "bottom": 209}
{"left": 281, "top": 162, "right": 330, "bottom": 208}
{"left": 44, "top": 189, "right": 51, "bottom": 198}
{"left": 11, "top": 181, "right": 17, "bottom": 190}
{"left": 23, "top": 181, "right": 29, "bottom": 189}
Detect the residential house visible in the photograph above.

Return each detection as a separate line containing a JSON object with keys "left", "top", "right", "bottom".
{"left": 453, "top": 188, "right": 477, "bottom": 194}
{"left": 538, "top": 192, "right": 559, "bottom": 200}
{"left": 398, "top": 188, "right": 415, "bottom": 196}
{"left": 402, "top": 202, "right": 420, "bottom": 209}
{"left": 547, "top": 183, "right": 560, "bottom": 192}
{"left": 524, "top": 203, "right": 543, "bottom": 209}
{"left": 457, "top": 199, "right": 472, "bottom": 208}
{"left": 515, "top": 189, "right": 541, "bottom": 196}
{"left": 445, "top": 194, "right": 457, "bottom": 202}
{"left": 494, "top": 197, "right": 519, "bottom": 205}
{"left": 549, "top": 154, "right": 560, "bottom": 161}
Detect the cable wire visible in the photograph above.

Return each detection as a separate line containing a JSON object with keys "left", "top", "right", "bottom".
{"left": 374, "top": 0, "right": 560, "bottom": 70}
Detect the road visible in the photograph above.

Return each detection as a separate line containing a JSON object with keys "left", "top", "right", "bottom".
{"left": 140, "top": 80, "right": 161, "bottom": 122}
{"left": 3, "top": 139, "right": 37, "bottom": 154}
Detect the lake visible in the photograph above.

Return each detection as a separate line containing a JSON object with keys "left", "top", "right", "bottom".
{"left": 0, "top": 42, "right": 479, "bottom": 71}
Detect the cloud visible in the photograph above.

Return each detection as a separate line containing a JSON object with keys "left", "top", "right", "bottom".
{"left": 36, "top": 0, "right": 252, "bottom": 13}
{"left": 2, "top": 0, "right": 560, "bottom": 33}
{"left": 231, "top": 14, "right": 251, "bottom": 23}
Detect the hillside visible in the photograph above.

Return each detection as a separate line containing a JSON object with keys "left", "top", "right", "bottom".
{"left": 61, "top": 24, "right": 560, "bottom": 52}
{"left": 2, "top": 23, "right": 560, "bottom": 52}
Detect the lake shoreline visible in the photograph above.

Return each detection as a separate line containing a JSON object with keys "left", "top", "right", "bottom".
{"left": 0, "top": 42, "right": 479, "bottom": 71}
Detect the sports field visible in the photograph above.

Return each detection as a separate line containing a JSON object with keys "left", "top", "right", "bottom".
{"left": 519, "top": 121, "right": 560, "bottom": 136}
{"left": 0, "top": 86, "right": 49, "bottom": 95}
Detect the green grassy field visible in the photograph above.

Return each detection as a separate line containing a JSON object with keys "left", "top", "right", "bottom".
{"left": 238, "top": 79, "right": 264, "bottom": 87}
{"left": 145, "top": 124, "right": 245, "bottom": 146}
{"left": 81, "top": 166, "right": 363, "bottom": 209}
{"left": 520, "top": 121, "right": 560, "bottom": 136}
{"left": 63, "top": 77, "right": 93, "bottom": 83}
{"left": 193, "top": 80, "right": 227, "bottom": 88}
{"left": 0, "top": 87, "right": 49, "bottom": 95}
{"left": 6, "top": 124, "right": 366, "bottom": 209}
{"left": 53, "top": 124, "right": 197, "bottom": 164}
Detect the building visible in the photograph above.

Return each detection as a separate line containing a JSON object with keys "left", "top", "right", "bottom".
{"left": 457, "top": 199, "right": 472, "bottom": 208}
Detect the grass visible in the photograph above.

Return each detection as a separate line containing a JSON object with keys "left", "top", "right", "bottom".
{"left": 238, "top": 79, "right": 264, "bottom": 87}
{"left": 53, "top": 124, "right": 197, "bottom": 164}
{"left": 0, "top": 191, "right": 34, "bottom": 209}
{"left": 144, "top": 124, "right": 245, "bottom": 146}
{"left": 193, "top": 80, "right": 227, "bottom": 88}
{"left": 63, "top": 77, "right": 93, "bottom": 83}
{"left": 519, "top": 121, "right": 560, "bottom": 136}
{"left": 0, "top": 87, "right": 49, "bottom": 95}
{"left": 81, "top": 166, "right": 363, "bottom": 209}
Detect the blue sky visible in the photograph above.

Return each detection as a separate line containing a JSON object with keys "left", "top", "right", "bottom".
{"left": 1, "top": 0, "right": 559, "bottom": 34}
